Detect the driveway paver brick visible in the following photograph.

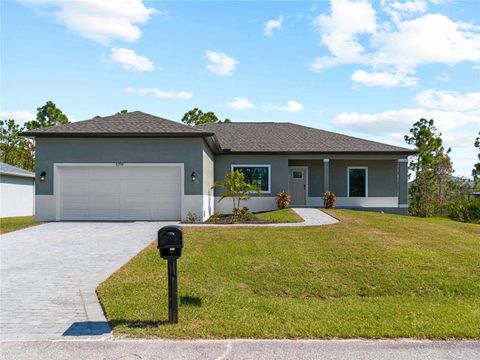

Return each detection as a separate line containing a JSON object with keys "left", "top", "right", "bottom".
{"left": 0, "top": 221, "right": 169, "bottom": 340}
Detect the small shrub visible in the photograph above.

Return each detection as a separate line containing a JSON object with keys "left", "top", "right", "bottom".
{"left": 276, "top": 191, "right": 291, "bottom": 209}
{"left": 232, "top": 207, "right": 242, "bottom": 223}
{"left": 209, "top": 212, "right": 221, "bottom": 222}
{"left": 323, "top": 191, "right": 337, "bottom": 209}
{"left": 186, "top": 211, "right": 201, "bottom": 223}
{"left": 240, "top": 206, "right": 253, "bottom": 221}
{"left": 445, "top": 198, "right": 480, "bottom": 223}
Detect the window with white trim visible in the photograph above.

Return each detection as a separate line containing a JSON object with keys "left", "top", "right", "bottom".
{"left": 231, "top": 165, "right": 270, "bottom": 192}
{"left": 348, "top": 167, "right": 368, "bottom": 197}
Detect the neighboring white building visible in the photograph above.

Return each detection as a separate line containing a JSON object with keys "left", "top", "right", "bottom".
{"left": 0, "top": 162, "right": 35, "bottom": 218}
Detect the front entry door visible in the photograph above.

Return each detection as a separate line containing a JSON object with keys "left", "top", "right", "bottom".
{"left": 289, "top": 168, "right": 306, "bottom": 205}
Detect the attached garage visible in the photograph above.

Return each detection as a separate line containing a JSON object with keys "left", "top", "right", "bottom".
{"left": 55, "top": 164, "right": 183, "bottom": 221}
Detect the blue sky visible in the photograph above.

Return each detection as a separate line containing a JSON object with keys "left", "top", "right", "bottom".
{"left": 1, "top": 0, "right": 479, "bottom": 177}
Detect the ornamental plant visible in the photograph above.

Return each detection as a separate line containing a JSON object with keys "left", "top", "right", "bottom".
{"left": 276, "top": 190, "right": 291, "bottom": 209}
{"left": 323, "top": 191, "right": 337, "bottom": 209}
{"left": 213, "top": 170, "right": 261, "bottom": 222}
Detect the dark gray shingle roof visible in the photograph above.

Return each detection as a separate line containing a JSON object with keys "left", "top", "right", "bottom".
{"left": 0, "top": 163, "right": 35, "bottom": 178}
{"left": 196, "top": 122, "right": 415, "bottom": 154}
{"left": 22, "top": 111, "right": 214, "bottom": 137}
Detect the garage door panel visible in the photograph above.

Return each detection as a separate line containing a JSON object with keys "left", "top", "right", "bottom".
{"left": 58, "top": 165, "right": 182, "bottom": 221}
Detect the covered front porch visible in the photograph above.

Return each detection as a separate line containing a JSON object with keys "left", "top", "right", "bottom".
{"left": 287, "top": 155, "right": 408, "bottom": 213}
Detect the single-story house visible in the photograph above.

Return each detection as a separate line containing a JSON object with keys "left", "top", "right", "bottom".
{"left": 23, "top": 111, "right": 414, "bottom": 222}
{"left": 0, "top": 162, "right": 35, "bottom": 218}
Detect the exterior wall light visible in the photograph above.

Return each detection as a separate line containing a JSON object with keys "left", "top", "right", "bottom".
{"left": 191, "top": 171, "right": 197, "bottom": 182}
{"left": 40, "top": 171, "right": 46, "bottom": 182}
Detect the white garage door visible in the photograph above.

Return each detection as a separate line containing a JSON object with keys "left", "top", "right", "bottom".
{"left": 57, "top": 164, "right": 182, "bottom": 221}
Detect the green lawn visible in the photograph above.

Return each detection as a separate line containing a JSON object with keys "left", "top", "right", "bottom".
{"left": 0, "top": 216, "right": 39, "bottom": 234}
{"left": 97, "top": 210, "right": 480, "bottom": 339}
{"left": 255, "top": 208, "right": 304, "bottom": 223}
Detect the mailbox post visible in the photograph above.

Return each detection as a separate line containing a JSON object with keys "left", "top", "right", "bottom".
{"left": 157, "top": 225, "right": 184, "bottom": 324}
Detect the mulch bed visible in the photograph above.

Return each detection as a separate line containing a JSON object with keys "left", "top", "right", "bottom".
{"left": 204, "top": 214, "right": 271, "bottom": 224}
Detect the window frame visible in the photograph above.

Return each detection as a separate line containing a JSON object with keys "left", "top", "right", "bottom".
{"left": 347, "top": 166, "right": 368, "bottom": 198}
{"left": 231, "top": 164, "right": 271, "bottom": 194}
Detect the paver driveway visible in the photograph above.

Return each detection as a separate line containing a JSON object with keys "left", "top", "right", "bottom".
{"left": 0, "top": 221, "right": 171, "bottom": 340}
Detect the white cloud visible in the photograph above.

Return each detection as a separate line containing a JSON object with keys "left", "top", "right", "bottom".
{"left": 382, "top": 0, "right": 428, "bottom": 23}
{"left": 108, "top": 48, "right": 154, "bottom": 72}
{"left": 310, "top": 1, "right": 480, "bottom": 86}
{"left": 334, "top": 108, "right": 479, "bottom": 134}
{"left": 125, "top": 87, "right": 193, "bottom": 99}
{"left": 24, "top": 0, "right": 157, "bottom": 45}
{"left": 371, "top": 14, "right": 480, "bottom": 71}
{"left": 416, "top": 89, "right": 480, "bottom": 111}
{"left": 264, "top": 15, "right": 284, "bottom": 36}
{"left": 332, "top": 89, "right": 480, "bottom": 177}
{"left": 310, "top": 0, "right": 376, "bottom": 72}
{"left": 205, "top": 50, "right": 238, "bottom": 76}
{"left": 351, "top": 70, "right": 418, "bottom": 87}
{"left": 0, "top": 110, "right": 36, "bottom": 124}
{"left": 225, "top": 97, "right": 255, "bottom": 110}
{"left": 268, "top": 100, "right": 304, "bottom": 113}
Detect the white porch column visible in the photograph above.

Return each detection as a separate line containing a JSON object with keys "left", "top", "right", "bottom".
{"left": 323, "top": 158, "right": 330, "bottom": 193}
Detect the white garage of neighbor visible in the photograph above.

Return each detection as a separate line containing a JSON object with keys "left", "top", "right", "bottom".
{"left": 0, "top": 162, "right": 35, "bottom": 218}
{"left": 55, "top": 164, "right": 183, "bottom": 221}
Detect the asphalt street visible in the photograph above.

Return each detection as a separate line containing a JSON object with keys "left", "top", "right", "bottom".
{"left": 1, "top": 339, "right": 479, "bottom": 360}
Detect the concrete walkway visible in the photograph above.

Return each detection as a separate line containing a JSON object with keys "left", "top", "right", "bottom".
{"left": 1, "top": 339, "right": 479, "bottom": 360}
{"left": 185, "top": 208, "right": 338, "bottom": 227}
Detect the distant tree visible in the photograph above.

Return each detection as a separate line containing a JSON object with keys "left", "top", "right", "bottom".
{"left": 182, "top": 108, "right": 218, "bottom": 126}
{"left": 181, "top": 108, "right": 231, "bottom": 126}
{"left": 473, "top": 132, "right": 480, "bottom": 191}
{"left": 25, "top": 101, "right": 69, "bottom": 130}
{"left": 0, "top": 119, "right": 33, "bottom": 170}
{"left": 116, "top": 109, "right": 128, "bottom": 115}
{"left": 405, "top": 118, "right": 454, "bottom": 217}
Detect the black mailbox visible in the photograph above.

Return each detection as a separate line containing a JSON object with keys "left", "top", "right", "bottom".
{"left": 157, "top": 225, "right": 184, "bottom": 260}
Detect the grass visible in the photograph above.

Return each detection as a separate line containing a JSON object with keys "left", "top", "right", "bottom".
{"left": 255, "top": 208, "right": 304, "bottom": 223}
{"left": 97, "top": 210, "right": 480, "bottom": 339}
{"left": 0, "top": 216, "right": 39, "bottom": 234}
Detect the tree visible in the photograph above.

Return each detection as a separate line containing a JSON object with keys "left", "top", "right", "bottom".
{"left": 0, "top": 101, "right": 70, "bottom": 171}
{"left": 404, "top": 118, "right": 454, "bottom": 217}
{"left": 25, "top": 101, "right": 69, "bottom": 130}
{"left": 116, "top": 109, "right": 128, "bottom": 115}
{"left": 181, "top": 108, "right": 218, "bottom": 126}
{"left": 473, "top": 132, "right": 480, "bottom": 191}
{"left": 212, "top": 170, "right": 261, "bottom": 222}
{"left": 181, "top": 108, "right": 231, "bottom": 126}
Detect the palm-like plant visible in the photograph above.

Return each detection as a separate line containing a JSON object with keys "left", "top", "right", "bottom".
{"left": 213, "top": 170, "right": 261, "bottom": 220}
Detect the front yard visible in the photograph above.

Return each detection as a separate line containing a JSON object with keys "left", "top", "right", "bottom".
{"left": 0, "top": 216, "right": 38, "bottom": 234}
{"left": 97, "top": 210, "right": 480, "bottom": 339}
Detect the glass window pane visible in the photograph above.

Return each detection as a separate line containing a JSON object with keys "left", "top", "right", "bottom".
{"left": 349, "top": 168, "right": 366, "bottom": 197}
{"left": 233, "top": 166, "right": 269, "bottom": 191}
{"left": 293, "top": 171, "right": 303, "bottom": 179}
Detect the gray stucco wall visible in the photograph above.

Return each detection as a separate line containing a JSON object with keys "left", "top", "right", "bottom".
{"left": 329, "top": 160, "right": 398, "bottom": 197}
{"left": 398, "top": 161, "right": 408, "bottom": 204}
{"left": 35, "top": 137, "right": 206, "bottom": 196}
